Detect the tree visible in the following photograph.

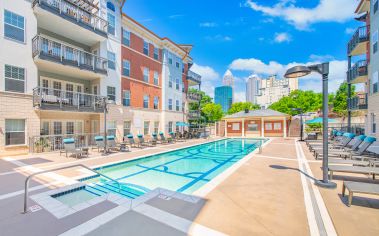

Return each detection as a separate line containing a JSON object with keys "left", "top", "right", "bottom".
{"left": 269, "top": 90, "right": 323, "bottom": 115}
{"left": 202, "top": 103, "right": 223, "bottom": 123}
{"left": 227, "top": 102, "right": 260, "bottom": 115}
{"left": 333, "top": 82, "right": 355, "bottom": 117}
{"left": 188, "top": 88, "right": 212, "bottom": 111}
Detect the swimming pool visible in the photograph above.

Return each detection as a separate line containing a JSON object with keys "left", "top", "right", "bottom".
{"left": 82, "top": 138, "right": 265, "bottom": 199}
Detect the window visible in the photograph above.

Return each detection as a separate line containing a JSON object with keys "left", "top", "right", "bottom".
{"left": 123, "top": 90, "right": 130, "bottom": 106}
{"left": 53, "top": 121, "right": 62, "bottom": 135}
{"left": 374, "top": 0, "right": 378, "bottom": 14}
{"left": 372, "top": 71, "right": 378, "bottom": 94}
{"left": 108, "top": 51, "right": 115, "bottom": 70}
{"left": 274, "top": 122, "right": 282, "bottom": 130}
{"left": 122, "top": 60, "right": 130, "bottom": 76}
{"left": 247, "top": 123, "right": 258, "bottom": 131}
{"left": 4, "top": 10, "right": 24, "bottom": 42}
{"left": 66, "top": 122, "right": 74, "bottom": 135}
{"left": 168, "top": 99, "right": 173, "bottom": 110}
{"left": 75, "top": 121, "right": 83, "bottom": 134}
{"left": 41, "top": 121, "right": 50, "bottom": 135}
{"left": 168, "top": 121, "right": 173, "bottom": 133}
{"left": 143, "top": 95, "right": 149, "bottom": 108}
{"left": 4, "top": 65, "right": 25, "bottom": 93}
{"left": 169, "top": 76, "right": 173, "bottom": 88}
{"left": 107, "top": 13, "right": 115, "bottom": 35}
{"left": 373, "top": 30, "right": 378, "bottom": 54}
{"left": 5, "top": 119, "right": 25, "bottom": 145}
{"left": 107, "top": 121, "right": 116, "bottom": 136}
{"left": 153, "top": 96, "right": 159, "bottom": 109}
{"left": 176, "top": 77, "right": 180, "bottom": 90}
{"left": 143, "top": 68, "right": 149, "bottom": 82}
{"left": 265, "top": 123, "right": 273, "bottom": 130}
{"left": 143, "top": 40, "right": 149, "bottom": 56}
{"left": 176, "top": 100, "right": 180, "bottom": 111}
{"left": 144, "top": 121, "right": 150, "bottom": 135}
{"left": 122, "top": 28, "right": 130, "bottom": 46}
{"left": 182, "top": 63, "right": 185, "bottom": 73}
{"left": 168, "top": 54, "right": 173, "bottom": 64}
{"left": 107, "top": 86, "right": 116, "bottom": 101}
{"left": 154, "top": 47, "right": 159, "bottom": 60}
{"left": 124, "top": 121, "right": 131, "bottom": 136}
{"left": 153, "top": 71, "right": 159, "bottom": 85}
{"left": 371, "top": 113, "right": 377, "bottom": 134}
{"left": 232, "top": 123, "right": 240, "bottom": 131}
{"left": 107, "top": 2, "right": 115, "bottom": 11}
{"left": 182, "top": 102, "right": 185, "bottom": 112}
{"left": 176, "top": 62, "right": 180, "bottom": 68}
{"left": 154, "top": 121, "right": 159, "bottom": 133}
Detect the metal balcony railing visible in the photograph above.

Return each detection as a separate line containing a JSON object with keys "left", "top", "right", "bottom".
{"left": 347, "top": 25, "right": 369, "bottom": 54}
{"left": 347, "top": 60, "right": 368, "bottom": 83}
{"left": 32, "top": 0, "right": 108, "bottom": 35}
{"left": 32, "top": 35, "right": 108, "bottom": 74}
{"left": 348, "top": 93, "right": 368, "bottom": 110}
{"left": 188, "top": 111, "right": 201, "bottom": 120}
{"left": 187, "top": 70, "right": 202, "bottom": 85}
{"left": 187, "top": 92, "right": 202, "bottom": 101}
{"left": 33, "top": 87, "right": 106, "bottom": 112}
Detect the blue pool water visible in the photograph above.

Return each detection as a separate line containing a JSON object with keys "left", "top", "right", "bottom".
{"left": 82, "top": 138, "right": 265, "bottom": 198}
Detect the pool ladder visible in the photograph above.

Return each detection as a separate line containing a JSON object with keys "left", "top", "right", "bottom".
{"left": 23, "top": 164, "right": 121, "bottom": 213}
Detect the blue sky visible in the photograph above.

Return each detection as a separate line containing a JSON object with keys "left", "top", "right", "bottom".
{"left": 122, "top": 0, "right": 363, "bottom": 101}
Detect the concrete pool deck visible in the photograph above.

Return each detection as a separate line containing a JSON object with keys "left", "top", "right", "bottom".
{"left": 0, "top": 137, "right": 378, "bottom": 235}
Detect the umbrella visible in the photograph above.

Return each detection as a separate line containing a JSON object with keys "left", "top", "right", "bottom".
{"left": 176, "top": 122, "right": 189, "bottom": 127}
{"left": 305, "top": 117, "right": 337, "bottom": 124}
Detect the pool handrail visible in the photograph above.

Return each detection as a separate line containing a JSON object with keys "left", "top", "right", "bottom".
{"left": 23, "top": 163, "right": 121, "bottom": 213}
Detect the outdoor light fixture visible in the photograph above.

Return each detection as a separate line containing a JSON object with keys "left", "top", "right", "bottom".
{"left": 101, "top": 97, "right": 115, "bottom": 155}
{"left": 285, "top": 62, "right": 336, "bottom": 189}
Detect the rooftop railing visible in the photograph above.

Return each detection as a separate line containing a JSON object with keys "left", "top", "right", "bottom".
{"left": 188, "top": 111, "right": 201, "bottom": 120}
{"left": 32, "top": 35, "right": 108, "bottom": 74}
{"left": 347, "top": 60, "right": 368, "bottom": 83}
{"left": 187, "top": 70, "right": 202, "bottom": 85}
{"left": 347, "top": 25, "right": 369, "bottom": 55}
{"left": 33, "top": 87, "right": 106, "bottom": 112}
{"left": 32, "top": 0, "right": 108, "bottom": 35}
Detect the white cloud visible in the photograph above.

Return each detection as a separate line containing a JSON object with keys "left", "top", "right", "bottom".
{"left": 199, "top": 22, "right": 218, "bottom": 27}
{"left": 190, "top": 63, "right": 221, "bottom": 98}
{"left": 234, "top": 91, "right": 246, "bottom": 102}
{"left": 229, "top": 57, "right": 347, "bottom": 92}
{"left": 205, "top": 35, "right": 233, "bottom": 42}
{"left": 274, "top": 32, "right": 292, "bottom": 43}
{"left": 309, "top": 54, "right": 335, "bottom": 61}
{"left": 245, "top": 0, "right": 356, "bottom": 30}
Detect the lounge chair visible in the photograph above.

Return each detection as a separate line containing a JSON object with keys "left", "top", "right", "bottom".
{"left": 328, "top": 165, "right": 379, "bottom": 180}
{"left": 126, "top": 134, "right": 140, "bottom": 148}
{"left": 62, "top": 138, "right": 87, "bottom": 158}
{"left": 94, "top": 136, "right": 105, "bottom": 152}
{"left": 159, "top": 132, "right": 171, "bottom": 144}
{"left": 329, "top": 141, "right": 379, "bottom": 166}
{"left": 169, "top": 132, "right": 177, "bottom": 143}
{"left": 309, "top": 133, "right": 353, "bottom": 152}
{"left": 137, "top": 134, "right": 152, "bottom": 147}
{"left": 107, "top": 135, "right": 128, "bottom": 152}
{"left": 313, "top": 135, "right": 364, "bottom": 157}
{"left": 342, "top": 181, "right": 379, "bottom": 206}
{"left": 151, "top": 133, "right": 159, "bottom": 145}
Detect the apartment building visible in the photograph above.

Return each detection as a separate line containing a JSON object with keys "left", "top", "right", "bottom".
{"left": 246, "top": 74, "right": 260, "bottom": 104}
{"left": 347, "top": 0, "right": 378, "bottom": 139}
{"left": 255, "top": 75, "right": 298, "bottom": 109}
{"left": 0, "top": 0, "right": 201, "bottom": 153}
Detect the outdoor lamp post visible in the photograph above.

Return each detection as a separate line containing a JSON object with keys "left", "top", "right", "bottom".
{"left": 285, "top": 63, "right": 336, "bottom": 189}
{"left": 102, "top": 97, "right": 114, "bottom": 155}
{"left": 291, "top": 108, "right": 304, "bottom": 142}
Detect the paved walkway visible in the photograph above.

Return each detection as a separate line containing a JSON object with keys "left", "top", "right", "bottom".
{"left": 0, "top": 138, "right": 378, "bottom": 235}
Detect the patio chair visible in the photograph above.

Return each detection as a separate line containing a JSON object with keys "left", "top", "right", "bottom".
{"left": 312, "top": 134, "right": 362, "bottom": 157}
{"left": 151, "top": 133, "right": 158, "bottom": 145}
{"left": 62, "top": 138, "right": 87, "bottom": 158}
{"left": 94, "top": 136, "right": 105, "bottom": 152}
{"left": 159, "top": 132, "right": 170, "bottom": 144}
{"left": 137, "top": 134, "right": 152, "bottom": 147}
{"left": 342, "top": 181, "right": 379, "bottom": 207}
{"left": 107, "top": 135, "right": 128, "bottom": 152}
{"left": 328, "top": 165, "right": 379, "bottom": 180}
{"left": 126, "top": 134, "right": 140, "bottom": 148}
{"left": 169, "top": 132, "right": 177, "bottom": 143}
{"left": 309, "top": 132, "right": 351, "bottom": 152}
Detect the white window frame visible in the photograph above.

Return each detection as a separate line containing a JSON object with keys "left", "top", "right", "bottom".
{"left": 143, "top": 67, "right": 149, "bottom": 83}
{"left": 143, "top": 94, "right": 149, "bottom": 108}
{"left": 123, "top": 59, "right": 130, "bottom": 77}
{"left": 153, "top": 71, "right": 159, "bottom": 85}
{"left": 5, "top": 119, "right": 26, "bottom": 146}
{"left": 143, "top": 121, "right": 150, "bottom": 135}
{"left": 122, "top": 28, "right": 130, "bottom": 46}
{"left": 143, "top": 40, "right": 149, "bottom": 56}
{"left": 4, "top": 9, "right": 25, "bottom": 43}
{"left": 373, "top": 30, "right": 378, "bottom": 54}
{"left": 274, "top": 122, "right": 282, "bottom": 130}
{"left": 232, "top": 123, "right": 240, "bottom": 131}
{"left": 4, "top": 64, "right": 25, "bottom": 93}
{"left": 124, "top": 120, "right": 131, "bottom": 136}
{"left": 107, "top": 51, "right": 116, "bottom": 70}
{"left": 107, "top": 86, "right": 116, "bottom": 101}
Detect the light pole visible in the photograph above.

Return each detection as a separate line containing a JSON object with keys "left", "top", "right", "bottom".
{"left": 102, "top": 97, "right": 114, "bottom": 155}
{"left": 285, "top": 62, "right": 336, "bottom": 189}
{"left": 291, "top": 108, "right": 304, "bottom": 142}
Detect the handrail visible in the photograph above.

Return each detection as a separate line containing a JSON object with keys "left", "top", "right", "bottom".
{"left": 23, "top": 164, "right": 121, "bottom": 213}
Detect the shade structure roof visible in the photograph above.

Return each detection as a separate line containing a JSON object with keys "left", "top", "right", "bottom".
{"left": 223, "top": 109, "right": 290, "bottom": 119}
{"left": 305, "top": 117, "right": 337, "bottom": 124}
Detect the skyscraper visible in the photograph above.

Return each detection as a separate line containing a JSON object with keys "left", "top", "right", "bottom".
{"left": 223, "top": 70, "right": 234, "bottom": 88}
{"left": 246, "top": 75, "right": 261, "bottom": 104}
{"left": 215, "top": 86, "right": 233, "bottom": 112}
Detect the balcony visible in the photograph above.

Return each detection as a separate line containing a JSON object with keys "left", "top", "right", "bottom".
{"left": 188, "top": 111, "right": 201, "bottom": 120}
{"left": 347, "top": 60, "right": 368, "bottom": 84}
{"left": 187, "top": 70, "right": 202, "bottom": 86}
{"left": 355, "top": 0, "right": 370, "bottom": 14}
{"left": 32, "top": 35, "right": 107, "bottom": 79}
{"left": 348, "top": 94, "right": 368, "bottom": 111}
{"left": 187, "top": 92, "right": 202, "bottom": 102}
{"left": 347, "top": 26, "right": 369, "bottom": 56}
{"left": 32, "top": 0, "right": 108, "bottom": 45}
{"left": 33, "top": 87, "right": 105, "bottom": 112}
